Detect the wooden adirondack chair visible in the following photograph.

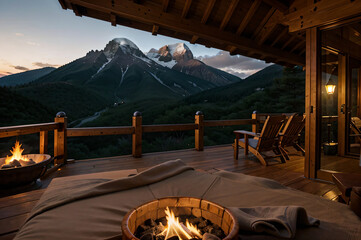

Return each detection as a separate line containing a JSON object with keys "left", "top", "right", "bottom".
{"left": 350, "top": 117, "right": 361, "bottom": 144}
{"left": 234, "top": 115, "right": 286, "bottom": 166}
{"left": 278, "top": 114, "right": 305, "bottom": 161}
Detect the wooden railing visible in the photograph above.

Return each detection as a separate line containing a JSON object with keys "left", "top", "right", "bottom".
{"left": 0, "top": 111, "right": 296, "bottom": 165}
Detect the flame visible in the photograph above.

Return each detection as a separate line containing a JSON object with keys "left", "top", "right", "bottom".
{"left": 4, "top": 141, "right": 29, "bottom": 165}
{"left": 159, "top": 207, "right": 202, "bottom": 240}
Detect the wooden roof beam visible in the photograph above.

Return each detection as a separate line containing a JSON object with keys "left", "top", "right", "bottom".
{"left": 152, "top": 25, "right": 159, "bottom": 35}
{"left": 290, "top": 40, "right": 304, "bottom": 53}
{"left": 162, "top": 0, "right": 169, "bottom": 12}
{"left": 270, "top": 27, "right": 288, "bottom": 47}
{"left": 254, "top": 10, "right": 282, "bottom": 45}
{"left": 236, "top": 0, "right": 262, "bottom": 35}
{"left": 281, "top": 35, "right": 296, "bottom": 50}
{"left": 110, "top": 13, "right": 116, "bottom": 26}
{"left": 71, "top": 3, "right": 82, "bottom": 16}
{"left": 201, "top": 0, "right": 216, "bottom": 24}
{"left": 190, "top": 35, "right": 199, "bottom": 44}
{"left": 58, "top": 0, "right": 67, "bottom": 9}
{"left": 219, "top": 0, "right": 239, "bottom": 30}
{"left": 252, "top": 7, "right": 276, "bottom": 38}
{"left": 228, "top": 46, "right": 237, "bottom": 55}
{"left": 67, "top": 0, "right": 304, "bottom": 65}
{"left": 285, "top": 0, "right": 361, "bottom": 32}
{"left": 181, "top": 0, "right": 192, "bottom": 18}
{"left": 262, "top": 0, "right": 289, "bottom": 13}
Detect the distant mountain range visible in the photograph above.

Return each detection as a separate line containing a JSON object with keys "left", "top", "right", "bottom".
{"left": 0, "top": 67, "right": 55, "bottom": 87}
{"left": 8, "top": 38, "right": 242, "bottom": 120}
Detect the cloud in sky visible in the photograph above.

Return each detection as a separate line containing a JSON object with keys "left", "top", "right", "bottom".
{"left": 197, "top": 51, "right": 271, "bottom": 78}
{"left": 12, "top": 65, "right": 29, "bottom": 71}
{"left": 33, "top": 62, "right": 59, "bottom": 68}
{"left": 26, "top": 41, "right": 40, "bottom": 46}
{"left": 15, "top": 32, "right": 24, "bottom": 37}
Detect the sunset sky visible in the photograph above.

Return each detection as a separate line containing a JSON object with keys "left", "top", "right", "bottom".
{"left": 0, "top": 0, "right": 269, "bottom": 78}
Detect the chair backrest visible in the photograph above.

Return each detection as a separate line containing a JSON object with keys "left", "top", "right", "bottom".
{"left": 257, "top": 115, "right": 286, "bottom": 151}
{"left": 279, "top": 114, "right": 305, "bottom": 147}
{"left": 350, "top": 117, "right": 361, "bottom": 141}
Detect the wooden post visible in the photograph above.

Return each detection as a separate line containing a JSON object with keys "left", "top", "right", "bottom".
{"left": 305, "top": 27, "right": 321, "bottom": 179}
{"left": 195, "top": 111, "right": 204, "bottom": 151}
{"left": 39, "top": 131, "right": 48, "bottom": 154}
{"left": 132, "top": 111, "right": 142, "bottom": 158}
{"left": 337, "top": 54, "right": 347, "bottom": 156}
{"left": 252, "top": 111, "right": 259, "bottom": 133}
{"left": 54, "top": 112, "right": 67, "bottom": 165}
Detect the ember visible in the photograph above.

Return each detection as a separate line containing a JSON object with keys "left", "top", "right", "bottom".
{"left": 1, "top": 141, "right": 35, "bottom": 169}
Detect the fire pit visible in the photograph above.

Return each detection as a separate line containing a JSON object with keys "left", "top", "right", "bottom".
{"left": 0, "top": 141, "right": 52, "bottom": 188}
{"left": 122, "top": 197, "right": 239, "bottom": 240}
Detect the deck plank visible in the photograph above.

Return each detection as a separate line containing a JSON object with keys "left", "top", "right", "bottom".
{"left": 0, "top": 144, "right": 340, "bottom": 239}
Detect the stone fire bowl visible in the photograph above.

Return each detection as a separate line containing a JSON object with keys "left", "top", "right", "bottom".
{"left": 122, "top": 197, "right": 239, "bottom": 240}
{"left": 0, "top": 154, "right": 52, "bottom": 188}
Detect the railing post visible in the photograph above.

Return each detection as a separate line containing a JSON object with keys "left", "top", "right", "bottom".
{"left": 252, "top": 111, "right": 259, "bottom": 133}
{"left": 132, "top": 111, "right": 142, "bottom": 158}
{"left": 54, "top": 112, "right": 67, "bottom": 165}
{"left": 39, "top": 131, "right": 48, "bottom": 154}
{"left": 195, "top": 111, "right": 204, "bottom": 151}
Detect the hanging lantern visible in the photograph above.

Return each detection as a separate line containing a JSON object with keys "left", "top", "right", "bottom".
{"left": 325, "top": 78, "right": 336, "bottom": 94}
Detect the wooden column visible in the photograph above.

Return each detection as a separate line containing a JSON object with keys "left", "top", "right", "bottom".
{"left": 39, "top": 131, "right": 48, "bottom": 154}
{"left": 305, "top": 27, "right": 321, "bottom": 179}
{"left": 195, "top": 111, "right": 204, "bottom": 151}
{"left": 132, "top": 111, "right": 142, "bottom": 158}
{"left": 54, "top": 112, "right": 67, "bottom": 165}
{"left": 252, "top": 111, "right": 259, "bottom": 133}
{"left": 338, "top": 54, "right": 347, "bottom": 156}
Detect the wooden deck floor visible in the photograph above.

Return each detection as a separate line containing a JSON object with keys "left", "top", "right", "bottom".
{"left": 0, "top": 144, "right": 341, "bottom": 239}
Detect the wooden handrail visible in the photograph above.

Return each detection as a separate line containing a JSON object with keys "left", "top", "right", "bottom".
{"left": 0, "top": 111, "right": 298, "bottom": 161}
{"left": 0, "top": 122, "right": 61, "bottom": 138}
{"left": 204, "top": 119, "right": 255, "bottom": 127}
{"left": 68, "top": 126, "right": 135, "bottom": 137}
{"left": 143, "top": 123, "right": 197, "bottom": 133}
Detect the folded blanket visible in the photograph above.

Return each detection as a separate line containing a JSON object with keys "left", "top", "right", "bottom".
{"left": 230, "top": 206, "right": 320, "bottom": 239}
{"left": 26, "top": 159, "right": 193, "bottom": 223}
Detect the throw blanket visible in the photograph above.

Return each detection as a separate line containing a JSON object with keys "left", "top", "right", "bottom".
{"left": 230, "top": 206, "right": 320, "bottom": 239}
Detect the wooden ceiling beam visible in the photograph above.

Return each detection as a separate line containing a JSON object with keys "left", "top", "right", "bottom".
{"left": 228, "top": 46, "right": 237, "bottom": 55}
{"left": 285, "top": 0, "right": 361, "bottom": 32}
{"left": 262, "top": 0, "right": 289, "bottom": 13}
{"left": 236, "top": 0, "right": 262, "bottom": 35}
{"left": 162, "top": 0, "right": 170, "bottom": 12}
{"left": 290, "top": 40, "right": 304, "bottom": 53}
{"left": 65, "top": 0, "right": 304, "bottom": 65}
{"left": 270, "top": 27, "right": 288, "bottom": 47}
{"left": 152, "top": 25, "right": 159, "bottom": 35}
{"left": 58, "top": 0, "right": 67, "bottom": 9}
{"left": 281, "top": 35, "right": 296, "bottom": 50}
{"left": 219, "top": 0, "right": 239, "bottom": 30}
{"left": 201, "top": 0, "right": 216, "bottom": 24}
{"left": 254, "top": 10, "right": 282, "bottom": 45}
{"left": 252, "top": 7, "right": 276, "bottom": 38}
{"left": 110, "top": 13, "right": 116, "bottom": 26}
{"left": 190, "top": 35, "right": 199, "bottom": 44}
{"left": 71, "top": 3, "right": 82, "bottom": 16}
{"left": 181, "top": 0, "right": 192, "bottom": 18}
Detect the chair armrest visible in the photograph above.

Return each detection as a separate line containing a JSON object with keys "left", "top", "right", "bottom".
{"left": 234, "top": 130, "right": 259, "bottom": 137}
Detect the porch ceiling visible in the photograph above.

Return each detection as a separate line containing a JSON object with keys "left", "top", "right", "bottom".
{"left": 57, "top": 0, "right": 361, "bottom": 67}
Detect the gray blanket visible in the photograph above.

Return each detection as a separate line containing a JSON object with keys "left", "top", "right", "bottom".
{"left": 15, "top": 160, "right": 361, "bottom": 240}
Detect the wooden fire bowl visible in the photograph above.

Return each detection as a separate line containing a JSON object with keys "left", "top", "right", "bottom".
{"left": 122, "top": 197, "right": 239, "bottom": 240}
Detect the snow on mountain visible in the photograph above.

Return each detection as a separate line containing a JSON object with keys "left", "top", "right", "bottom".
{"left": 113, "top": 38, "right": 139, "bottom": 50}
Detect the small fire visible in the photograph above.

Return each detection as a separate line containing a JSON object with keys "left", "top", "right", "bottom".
{"left": 160, "top": 207, "right": 202, "bottom": 240}
{"left": 4, "top": 141, "right": 31, "bottom": 167}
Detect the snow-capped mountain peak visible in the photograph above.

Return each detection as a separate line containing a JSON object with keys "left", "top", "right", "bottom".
{"left": 103, "top": 38, "right": 141, "bottom": 59}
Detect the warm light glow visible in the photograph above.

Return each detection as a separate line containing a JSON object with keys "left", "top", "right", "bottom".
{"left": 325, "top": 84, "right": 336, "bottom": 94}
{"left": 4, "top": 141, "right": 30, "bottom": 166}
{"left": 159, "top": 207, "right": 202, "bottom": 240}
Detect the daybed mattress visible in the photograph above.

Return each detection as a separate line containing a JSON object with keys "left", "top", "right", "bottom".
{"left": 15, "top": 160, "right": 361, "bottom": 240}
